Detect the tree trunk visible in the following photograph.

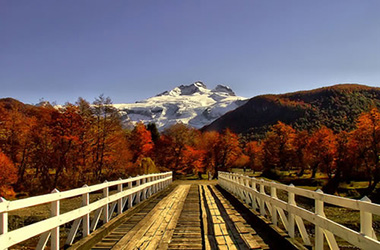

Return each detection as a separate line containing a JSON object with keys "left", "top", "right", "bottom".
{"left": 311, "top": 163, "right": 318, "bottom": 179}
{"left": 297, "top": 168, "right": 304, "bottom": 177}
{"left": 213, "top": 165, "right": 219, "bottom": 179}
{"left": 322, "top": 168, "right": 341, "bottom": 194}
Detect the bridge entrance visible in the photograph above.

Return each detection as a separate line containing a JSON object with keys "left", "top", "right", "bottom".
{"left": 72, "top": 183, "right": 272, "bottom": 250}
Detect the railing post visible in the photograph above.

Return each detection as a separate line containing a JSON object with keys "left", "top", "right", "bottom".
{"left": 149, "top": 175, "right": 153, "bottom": 195}
{"left": 141, "top": 177, "right": 146, "bottom": 200}
{"left": 0, "top": 197, "right": 8, "bottom": 250}
{"left": 259, "top": 181, "right": 266, "bottom": 215}
{"left": 315, "top": 189, "right": 324, "bottom": 250}
{"left": 136, "top": 176, "right": 141, "bottom": 203}
{"left": 153, "top": 175, "right": 157, "bottom": 194}
{"left": 128, "top": 177, "right": 133, "bottom": 208}
{"left": 360, "top": 196, "right": 375, "bottom": 238}
{"left": 148, "top": 176, "right": 152, "bottom": 197}
{"left": 82, "top": 185, "right": 90, "bottom": 237}
{"left": 51, "top": 189, "right": 60, "bottom": 250}
{"left": 103, "top": 181, "right": 109, "bottom": 223}
{"left": 271, "top": 182, "right": 278, "bottom": 226}
{"left": 251, "top": 178, "right": 258, "bottom": 210}
{"left": 288, "top": 184, "right": 295, "bottom": 238}
{"left": 151, "top": 175, "right": 154, "bottom": 195}
{"left": 240, "top": 175, "right": 246, "bottom": 201}
{"left": 117, "top": 179, "right": 123, "bottom": 214}
{"left": 244, "top": 178, "right": 250, "bottom": 203}
{"left": 233, "top": 174, "right": 238, "bottom": 194}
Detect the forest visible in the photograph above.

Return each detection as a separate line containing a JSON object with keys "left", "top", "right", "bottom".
{"left": 1, "top": 96, "right": 380, "bottom": 200}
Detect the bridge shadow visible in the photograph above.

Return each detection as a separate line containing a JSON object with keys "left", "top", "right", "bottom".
{"left": 215, "top": 185, "right": 301, "bottom": 250}
{"left": 207, "top": 185, "right": 250, "bottom": 250}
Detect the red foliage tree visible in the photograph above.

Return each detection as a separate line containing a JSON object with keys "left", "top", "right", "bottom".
{"left": 262, "top": 122, "right": 296, "bottom": 172}
{"left": 306, "top": 126, "right": 337, "bottom": 179}
{"left": 213, "top": 129, "right": 241, "bottom": 178}
{"left": 129, "top": 122, "right": 154, "bottom": 162}
{"left": 154, "top": 123, "right": 200, "bottom": 174}
{"left": 199, "top": 131, "right": 220, "bottom": 176}
{"left": 245, "top": 141, "right": 263, "bottom": 172}
{"left": 181, "top": 146, "right": 206, "bottom": 175}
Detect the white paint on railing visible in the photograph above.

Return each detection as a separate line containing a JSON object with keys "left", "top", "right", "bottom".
{"left": 218, "top": 171, "right": 380, "bottom": 250}
{"left": 0, "top": 172, "right": 172, "bottom": 250}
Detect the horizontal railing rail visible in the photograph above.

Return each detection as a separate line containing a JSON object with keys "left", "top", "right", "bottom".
{"left": 218, "top": 171, "right": 380, "bottom": 250}
{"left": 0, "top": 172, "right": 172, "bottom": 250}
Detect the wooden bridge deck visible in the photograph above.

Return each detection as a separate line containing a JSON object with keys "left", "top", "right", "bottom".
{"left": 73, "top": 183, "right": 273, "bottom": 250}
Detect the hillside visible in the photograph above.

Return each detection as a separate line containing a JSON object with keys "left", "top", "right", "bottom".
{"left": 0, "top": 97, "right": 42, "bottom": 116}
{"left": 203, "top": 84, "right": 380, "bottom": 138}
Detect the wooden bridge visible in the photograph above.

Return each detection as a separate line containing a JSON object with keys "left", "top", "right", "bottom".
{"left": 1, "top": 172, "right": 380, "bottom": 250}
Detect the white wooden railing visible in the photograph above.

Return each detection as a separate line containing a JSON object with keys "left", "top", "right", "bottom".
{"left": 218, "top": 171, "right": 380, "bottom": 250}
{"left": 0, "top": 172, "right": 172, "bottom": 250}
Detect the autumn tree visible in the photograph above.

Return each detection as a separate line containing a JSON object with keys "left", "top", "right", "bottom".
{"left": 181, "top": 146, "right": 205, "bottom": 176}
{"left": 293, "top": 130, "right": 309, "bottom": 177}
{"left": 322, "top": 130, "right": 352, "bottom": 193}
{"left": 23, "top": 106, "right": 57, "bottom": 191}
{"left": 245, "top": 141, "right": 263, "bottom": 172}
{"left": 0, "top": 151, "right": 17, "bottom": 198}
{"left": 74, "top": 97, "right": 96, "bottom": 184}
{"left": 154, "top": 123, "right": 199, "bottom": 175}
{"left": 50, "top": 104, "right": 85, "bottom": 188}
{"left": 101, "top": 128, "right": 132, "bottom": 180}
{"left": 306, "top": 126, "right": 337, "bottom": 179}
{"left": 350, "top": 108, "right": 380, "bottom": 193}
{"left": 213, "top": 129, "right": 241, "bottom": 178}
{"left": 199, "top": 131, "right": 220, "bottom": 176}
{"left": 261, "top": 122, "right": 296, "bottom": 175}
{"left": 0, "top": 104, "right": 37, "bottom": 187}
{"left": 129, "top": 122, "right": 154, "bottom": 162}
{"left": 91, "top": 95, "right": 124, "bottom": 181}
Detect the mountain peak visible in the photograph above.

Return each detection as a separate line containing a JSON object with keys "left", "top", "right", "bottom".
{"left": 212, "top": 85, "right": 236, "bottom": 96}
{"left": 176, "top": 81, "right": 207, "bottom": 95}
{"left": 156, "top": 81, "right": 208, "bottom": 97}
{"left": 156, "top": 81, "right": 238, "bottom": 97}
{"left": 114, "top": 81, "right": 247, "bottom": 130}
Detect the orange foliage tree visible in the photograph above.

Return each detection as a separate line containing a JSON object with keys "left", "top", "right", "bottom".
{"left": 181, "top": 146, "right": 206, "bottom": 175}
{"left": 212, "top": 129, "right": 241, "bottom": 178}
{"left": 0, "top": 104, "right": 36, "bottom": 188}
{"left": 322, "top": 130, "right": 352, "bottom": 194}
{"left": 0, "top": 151, "right": 17, "bottom": 198}
{"left": 198, "top": 131, "right": 220, "bottom": 177}
{"left": 306, "top": 126, "right": 337, "bottom": 179}
{"left": 350, "top": 108, "right": 380, "bottom": 193}
{"left": 154, "top": 123, "right": 200, "bottom": 175}
{"left": 292, "top": 130, "right": 309, "bottom": 176}
{"left": 245, "top": 141, "right": 263, "bottom": 172}
{"left": 129, "top": 122, "right": 154, "bottom": 162}
{"left": 262, "top": 122, "right": 296, "bottom": 174}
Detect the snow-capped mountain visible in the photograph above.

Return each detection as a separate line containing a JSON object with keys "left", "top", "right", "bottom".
{"left": 113, "top": 81, "right": 247, "bottom": 130}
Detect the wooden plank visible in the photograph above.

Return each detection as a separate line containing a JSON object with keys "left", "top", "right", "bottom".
{"left": 111, "top": 185, "right": 190, "bottom": 250}
{"left": 208, "top": 185, "right": 262, "bottom": 250}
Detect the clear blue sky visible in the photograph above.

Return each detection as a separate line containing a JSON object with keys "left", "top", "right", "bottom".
{"left": 1, "top": 0, "right": 380, "bottom": 104}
